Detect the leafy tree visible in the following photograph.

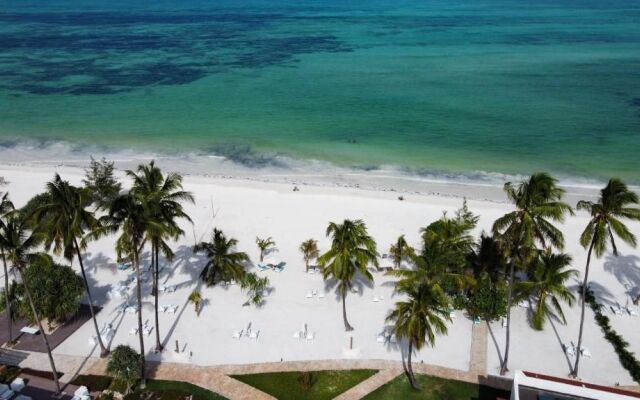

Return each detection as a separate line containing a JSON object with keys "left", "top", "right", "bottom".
{"left": 127, "top": 161, "right": 193, "bottom": 352}
{"left": 188, "top": 290, "right": 203, "bottom": 316}
{"left": 0, "top": 192, "right": 14, "bottom": 344}
{"left": 34, "top": 174, "right": 109, "bottom": 356}
{"left": 18, "top": 255, "right": 84, "bottom": 329}
{"left": 466, "top": 273, "right": 508, "bottom": 322}
{"left": 572, "top": 178, "right": 640, "bottom": 377}
{"left": 492, "top": 173, "right": 572, "bottom": 375}
{"left": 0, "top": 282, "right": 21, "bottom": 335}
{"left": 389, "top": 235, "right": 415, "bottom": 269}
{"left": 386, "top": 282, "right": 450, "bottom": 390}
{"left": 256, "top": 237, "right": 275, "bottom": 262}
{"left": 299, "top": 239, "right": 319, "bottom": 273}
{"left": 0, "top": 214, "right": 61, "bottom": 393}
{"left": 83, "top": 157, "right": 122, "bottom": 210}
{"left": 106, "top": 345, "right": 142, "bottom": 394}
{"left": 516, "top": 250, "right": 577, "bottom": 331}
{"left": 194, "top": 228, "right": 249, "bottom": 287}
{"left": 318, "top": 219, "right": 378, "bottom": 331}
{"left": 240, "top": 272, "right": 270, "bottom": 307}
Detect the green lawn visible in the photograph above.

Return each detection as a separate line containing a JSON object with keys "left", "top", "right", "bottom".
{"left": 108, "top": 378, "right": 228, "bottom": 400}
{"left": 231, "top": 370, "right": 377, "bottom": 400}
{"left": 364, "top": 374, "right": 510, "bottom": 400}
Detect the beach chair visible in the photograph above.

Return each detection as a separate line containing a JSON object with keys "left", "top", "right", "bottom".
{"left": 563, "top": 343, "right": 576, "bottom": 356}
{"left": 273, "top": 262, "right": 286, "bottom": 272}
{"left": 318, "top": 291, "right": 325, "bottom": 299}
{"left": 143, "top": 325, "right": 153, "bottom": 336}
{"left": 125, "top": 306, "right": 137, "bottom": 314}
{"left": 306, "top": 331, "right": 315, "bottom": 341}
{"left": 10, "top": 378, "right": 25, "bottom": 392}
{"left": 0, "top": 389, "right": 14, "bottom": 400}
{"left": 257, "top": 263, "right": 270, "bottom": 271}
{"left": 580, "top": 347, "right": 592, "bottom": 358}
{"left": 449, "top": 310, "right": 456, "bottom": 319}
{"left": 129, "top": 327, "right": 139, "bottom": 335}
{"left": 611, "top": 305, "right": 623, "bottom": 316}
{"left": 312, "top": 289, "right": 318, "bottom": 296}
{"left": 473, "top": 316, "right": 481, "bottom": 325}
{"left": 376, "top": 333, "right": 386, "bottom": 343}
{"left": 518, "top": 300, "right": 529, "bottom": 308}
{"left": 501, "top": 318, "right": 507, "bottom": 328}
{"left": 232, "top": 330, "right": 243, "bottom": 339}
{"left": 306, "top": 291, "right": 313, "bottom": 298}
{"left": 249, "top": 330, "right": 260, "bottom": 340}
{"left": 166, "top": 305, "right": 178, "bottom": 314}
{"left": 293, "top": 331, "right": 302, "bottom": 340}
{"left": 627, "top": 307, "right": 638, "bottom": 316}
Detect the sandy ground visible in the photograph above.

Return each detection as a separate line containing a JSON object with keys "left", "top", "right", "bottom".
{"left": 0, "top": 163, "right": 638, "bottom": 387}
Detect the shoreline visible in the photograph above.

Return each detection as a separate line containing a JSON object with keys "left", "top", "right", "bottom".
{"left": 0, "top": 141, "right": 620, "bottom": 204}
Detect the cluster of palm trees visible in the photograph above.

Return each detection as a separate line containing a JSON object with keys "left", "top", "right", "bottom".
{"left": 0, "top": 161, "right": 193, "bottom": 393}
{"left": 0, "top": 162, "right": 637, "bottom": 395}
{"left": 313, "top": 173, "right": 640, "bottom": 388}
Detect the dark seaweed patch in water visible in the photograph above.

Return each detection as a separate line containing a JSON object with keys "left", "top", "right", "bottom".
{"left": 630, "top": 98, "right": 640, "bottom": 108}
{"left": 0, "top": 11, "right": 352, "bottom": 95}
{"left": 207, "top": 143, "right": 286, "bottom": 169}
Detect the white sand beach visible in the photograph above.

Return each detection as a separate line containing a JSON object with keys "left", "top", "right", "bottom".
{"left": 0, "top": 162, "right": 638, "bottom": 387}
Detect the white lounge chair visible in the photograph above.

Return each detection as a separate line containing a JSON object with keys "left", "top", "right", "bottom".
{"left": 10, "top": 378, "right": 25, "bottom": 392}
{"left": 376, "top": 334, "right": 385, "bottom": 343}
{"left": 0, "top": 389, "right": 15, "bottom": 400}
{"left": 125, "top": 306, "right": 137, "bottom": 314}
{"left": 372, "top": 296, "right": 380, "bottom": 302}
{"left": 318, "top": 292, "right": 325, "bottom": 299}
{"left": 249, "top": 330, "right": 260, "bottom": 340}
{"left": 143, "top": 325, "right": 153, "bottom": 336}
{"left": 293, "top": 331, "right": 302, "bottom": 339}
{"left": 232, "top": 330, "right": 243, "bottom": 339}
{"left": 449, "top": 310, "right": 456, "bottom": 319}
{"left": 611, "top": 306, "right": 623, "bottom": 316}
{"left": 627, "top": 307, "right": 638, "bottom": 316}
{"left": 312, "top": 289, "right": 318, "bottom": 296}
{"left": 501, "top": 318, "right": 507, "bottom": 328}
{"left": 580, "top": 347, "right": 592, "bottom": 358}
{"left": 129, "top": 327, "right": 139, "bottom": 335}
{"left": 306, "top": 331, "right": 315, "bottom": 341}
{"left": 564, "top": 343, "right": 576, "bottom": 356}
{"left": 166, "top": 305, "right": 178, "bottom": 314}
{"left": 306, "top": 291, "right": 313, "bottom": 298}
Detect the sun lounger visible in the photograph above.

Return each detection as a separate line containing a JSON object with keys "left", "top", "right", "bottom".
{"left": 376, "top": 334, "right": 385, "bottom": 343}
{"left": 564, "top": 344, "right": 576, "bottom": 356}
{"left": 518, "top": 300, "right": 529, "bottom": 308}
{"left": 501, "top": 319, "right": 507, "bottom": 328}
{"left": 351, "top": 287, "right": 359, "bottom": 294}
{"left": 0, "top": 389, "right": 14, "bottom": 400}
{"left": 611, "top": 306, "right": 623, "bottom": 315}
{"left": 257, "top": 263, "right": 270, "bottom": 271}
{"left": 293, "top": 331, "right": 302, "bottom": 339}
{"left": 449, "top": 310, "right": 456, "bottom": 319}
{"left": 10, "top": 378, "right": 25, "bottom": 392}
{"left": 249, "top": 330, "right": 260, "bottom": 340}
{"left": 129, "top": 327, "right": 138, "bottom": 335}
{"left": 306, "top": 291, "right": 313, "bottom": 298}
{"left": 232, "top": 330, "right": 243, "bottom": 339}
{"left": 473, "top": 316, "right": 481, "bottom": 325}
{"left": 373, "top": 296, "right": 380, "bottom": 302}
{"left": 162, "top": 304, "right": 178, "bottom": 314}
{"left": 580, "top": 347, "right": 592, "bottom": 358}
{"left": 627, "top": 307, "right": 638, "bottom": 316}
{"left": 125, "top": 306, "right": 137, "bottom": 314}
{"left": 318, "top": 291, "right": 325, "bottom": 299}
{"left": 273, "top": 262, "right": 286, "bottom": 272}
{"left": 306, "top": 331, "right": 315, "bottom": 340}
{"left": 143, "top": 326, "right": 153, "bottom": 336}
{"left": 19, "top": 326, "right": 39, "bottom": 335}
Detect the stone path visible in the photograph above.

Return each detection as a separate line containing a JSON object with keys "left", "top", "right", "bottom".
{"left": 469, "top": 322, "right": 488, "bottom": 376}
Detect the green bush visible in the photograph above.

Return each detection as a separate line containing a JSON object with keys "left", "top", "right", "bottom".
{"left": 586, "top": 288, "right": 640, "bottom": 383}
{"left": 297, "top": 371, "right": 317, "bottom": 391}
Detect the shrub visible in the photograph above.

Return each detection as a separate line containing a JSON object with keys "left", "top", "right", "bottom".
{"left": 106, "top": 345, "right": 141, "bottom": 394}
{"left": 297, "top": 371, "right": 317, "bottom": 391}
{"left": 72, "top": 374, "right": 113, "bottom": 392}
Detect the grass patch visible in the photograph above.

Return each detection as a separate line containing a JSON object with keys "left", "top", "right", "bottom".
{"left": 231, "top": 370, "right": 377, "bottom": 400}
{"left": 364, "top": 374, "right": 509, "bottom": 400}
{"left": 0, "top": 365, "right": 21, "bottom": 384}
{"left": 71, "top": 374, "right": 113, "bottom": 391}
{"left": 123, "top": 379, "right": 227, "bottom": 400}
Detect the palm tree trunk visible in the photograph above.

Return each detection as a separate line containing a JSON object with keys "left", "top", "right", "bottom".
{"left": 342, "top": 288, "right": 353, "bottom": 331}
{"left": 134, "top": 249, "right": 146, "bottom": 389}
{"left": 500, "top": 258, "right": 516, "bottom": 376}
{"left": 154, "top": 240, "right": 162, "bottom": 352}
{"left": 572, "top": 239, "right": 595, "bottom": 378}
{"left": 1, "top": 248, "right": 12, "bottom": 346}
{"left": 18, "top": 267, "right": 61, "bottom": 394}
{"left": 407, "top": 340, "right": 420, "bottom": 390}
{"left": 73, "top": 238, "right": 108, "bottom": 357}
{"left": 305, "top": 259, "right": 309, "bottom": 273}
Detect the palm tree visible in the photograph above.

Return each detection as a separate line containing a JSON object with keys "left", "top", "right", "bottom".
{"left": 318, "top": 219, "right": 378, "bottom": 331}
{"left": 194, "top": 229, "right": 249, "bottom": 286}
{"left": 256, "top": 237, "right": 275, "bottom": 262}
{"left": 386, "top": 282, "right": 450, "bottom": 390}
{"left": 299, "top": 239, "right": 319, "bottom": 273}
{"left": 33, "top": 174, "right": 109, "bottom": 356}
{"left": 389, "top": 235, "right": 415, "bottom": 269}
{"left": 127, "top": 161, "right": 193, "bottom": 353}
{"left": 572, "top": 178, "right": 640, "bottom": 378}
{"left": 0, "top": 215, "right": 61, "bottom": 393}
{"left": 492, "top": 172, "right": 572, "bottom": 375}
{"left": 188, "top": 290, "right": 202, "bottom": 316}
{"left": 0, "top": 193, "right": 14, "bottom": 345}
{"left": 103, "top": 192, "right": 157, "bottom": 389}
{"left": 516, "top": 250, "right": 577, "bottom": 331}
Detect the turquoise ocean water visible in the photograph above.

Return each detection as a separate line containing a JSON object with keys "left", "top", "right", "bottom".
{"left": 0, "top": 0, "right": 639, "bottom": 183}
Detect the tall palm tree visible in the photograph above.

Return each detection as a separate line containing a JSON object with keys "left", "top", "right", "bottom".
{"left": 572, "top": 178, "right": 640, "bottom": 377}
{"left": 389, "top": 235, "right": 415, "bottom": 269}
{"left": 102, "top": 193, "right": 158, "bottom": 389}
{"left": 318, "top": 219, "right": 378, "bottom": 331}
{"left": 299, "top": 239, "right": 319, "bottom": 273}
{"left": 516, "top": 250, "right": 577, "bottom": 331}
{"left": 256, "top": 237, "right": 275, "bottom": 262}
{"left": 386, "top": 282, "right": 450, "bottom": 390}
{"left": 194, "top": 228, "right": 249, "bottom": 286}
{"left": 0, "top": 215, "right": 61, "bottom": 393}
{"left": 492, "top": 172, "right": 572, "bottom": 375}
{"left": 0, "top": 193, "right": 15, "bottom": 345}
{"left": 127, "top": 161, "right": 193, "bottom": 353}
{"left": 33, "top": 174, "right": 109, "bottom": 356}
